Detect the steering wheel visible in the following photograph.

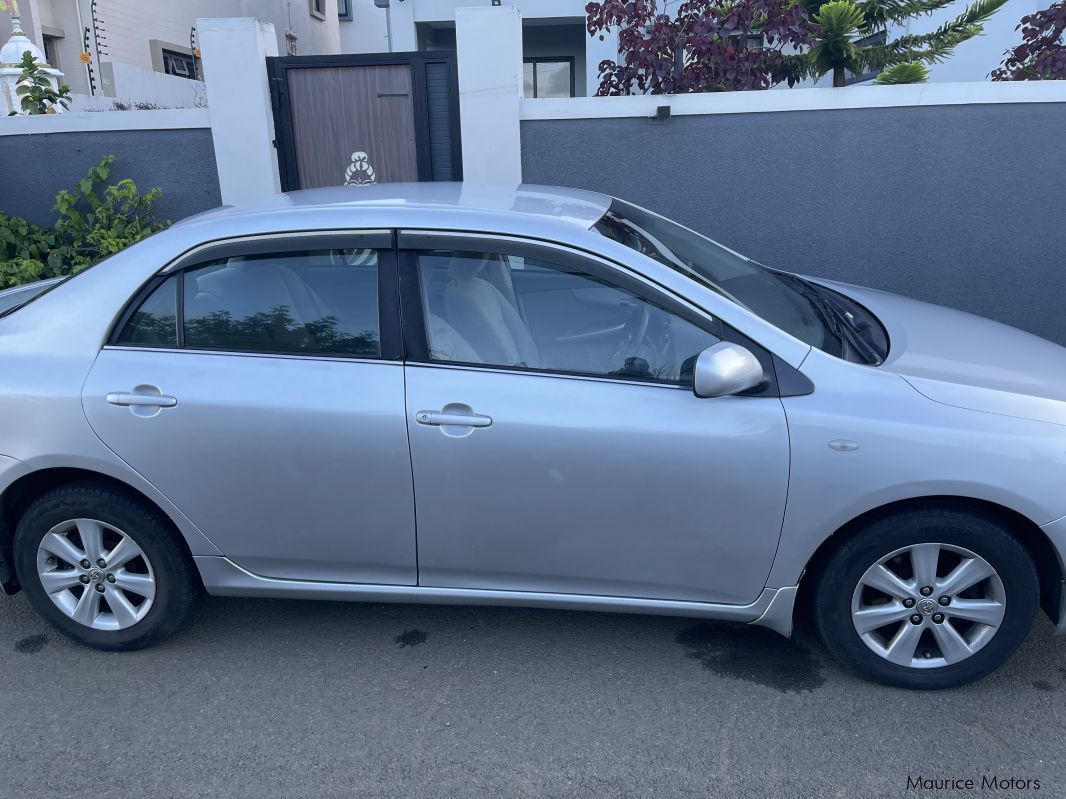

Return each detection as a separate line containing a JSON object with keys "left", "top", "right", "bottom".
{"left": 610, "top": 300, "right": 652, "bottom": 367}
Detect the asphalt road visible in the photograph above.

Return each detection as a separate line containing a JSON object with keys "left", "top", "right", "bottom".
{"left": 0, "top": 591, "right": 1063, "bottom": 799}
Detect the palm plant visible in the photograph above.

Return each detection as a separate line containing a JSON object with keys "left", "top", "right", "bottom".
{"left": 873, "top": 60, "right": 930, "bottom": 82}
{"left": 800, "top": 0, "right": 1008, "bottom": 86}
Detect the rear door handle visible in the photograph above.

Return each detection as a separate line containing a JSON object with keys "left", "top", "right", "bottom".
{"left": 416, "top": 411, "right": 492, "bottom": 428}
{"left": 106, "top": 393, "right": 177, "bottom": 408}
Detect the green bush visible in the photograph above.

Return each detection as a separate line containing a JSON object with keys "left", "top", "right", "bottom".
{"left": 0, "top": 156, "right": 168, "bottom": 289}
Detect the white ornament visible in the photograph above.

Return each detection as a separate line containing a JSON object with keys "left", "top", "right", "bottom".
{"left": 344, "top": 151, "right": 377, "bottom": 186}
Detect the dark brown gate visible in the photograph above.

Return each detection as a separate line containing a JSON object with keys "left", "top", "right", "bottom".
{"left": 268, "top": 52, "right": 462, "bottom": 191}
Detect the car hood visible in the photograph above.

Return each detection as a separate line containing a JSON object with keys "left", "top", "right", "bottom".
{"left": 810, "top": 278, "right": 1066, "bottom": 426}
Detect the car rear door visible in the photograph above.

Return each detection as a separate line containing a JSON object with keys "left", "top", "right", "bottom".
{"left": 399, "top": 233, "right": 791, "bottom": 605}
{"left": 81, "top": 232, "right": 418, "bottom": 585}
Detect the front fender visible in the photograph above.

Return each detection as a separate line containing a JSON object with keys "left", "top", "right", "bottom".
{"left": 766, "top": 351, "right": 1066, "bottom": 589}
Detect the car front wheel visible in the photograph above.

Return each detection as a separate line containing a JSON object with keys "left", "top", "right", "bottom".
{"left": 814, "top": 508, "right": 1038, "bottom": 689}
{"left": 13, "top": 483, "right": 200, "bottom": 650}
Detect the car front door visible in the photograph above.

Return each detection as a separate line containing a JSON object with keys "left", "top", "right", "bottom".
{"left": 400, "top": 234, "right": 790, "bottom": 605}
{"left": 81, "top": 233, "right": 418, "bottom": 585}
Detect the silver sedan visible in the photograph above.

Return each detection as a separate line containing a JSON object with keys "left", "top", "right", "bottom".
{"left": 1, "top": 184, "right": 1063, "bottom": 689}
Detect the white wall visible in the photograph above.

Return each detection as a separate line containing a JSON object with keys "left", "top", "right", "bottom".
{"left": 2, "top": 0, "right": 344, "bottom": 97}
{"left": 100, "top": 62, "right": 206, "bottom": 107}
{"left": 339, "top": 0, "right": 618, "bottom": 96}
{"left": 381, "top": 0, "right": 596, "bottom": 54}
{"left": 93, "top": 0, "right": 340, "bottom": 63}
{"left": 414, "top": 0, "right": 582, "bottom": 21}
{"left": 339, "top": 0, "right": 389, "bottom": 52}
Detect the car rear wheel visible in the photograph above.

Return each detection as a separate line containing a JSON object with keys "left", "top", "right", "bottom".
{"left": 13, "top": 483, "right": 200, "bottom": 650}
{"left": 814, "top": 508, "right": 1038, "bottom": 689}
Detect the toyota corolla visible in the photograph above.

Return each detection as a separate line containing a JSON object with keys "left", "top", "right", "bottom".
{"left": 1, "top": 184, "right": 1063, "bottom": 689}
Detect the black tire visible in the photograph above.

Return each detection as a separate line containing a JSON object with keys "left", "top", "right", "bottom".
{"left": 814, "top": 507, "right": 1038, "bottom": 689}
{"left": 13, "top": 482, "right": 201, "bottom": 650}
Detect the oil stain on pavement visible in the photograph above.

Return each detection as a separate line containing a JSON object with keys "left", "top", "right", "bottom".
{"left": 14, "top": 634, "right": 48, "bottom": 654}
{"left": 394, "top": 629, "right": 428, "bottom": 648}
{"left": 1032, "top": 667, "right": 1066, "bottom": 692}
{"left": 675, "top": 622, "right": 825, "bottom": 693}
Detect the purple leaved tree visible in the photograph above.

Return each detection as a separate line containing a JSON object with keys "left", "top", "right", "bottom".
{"left": 585, "top": 0, "right": 818, "bottom": 94}
{"left": 991, "top": 1, "right": 1066, "bottom": 80}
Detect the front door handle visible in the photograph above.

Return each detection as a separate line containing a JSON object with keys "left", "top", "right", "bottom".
{"left": 416, "top": 410, "right": 492, "bottom": 428}
{"left": 106, "top": 392, "right": 177, "bottom": 408}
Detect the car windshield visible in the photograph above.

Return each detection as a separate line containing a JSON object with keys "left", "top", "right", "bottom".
{"left": 593, "top": 198, "right": 843, "bottom": 355}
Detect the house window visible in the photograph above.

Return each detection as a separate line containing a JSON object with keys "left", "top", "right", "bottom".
{"left": 310, "top": 0, "right": 327, "bottom": 20}
{"left": 523, "top": 57, "right": 575, "bottom": 99}
{"left": 338, "top": 0, "right": 353, "bottom": 21}
{"left": 844, "top": 30, "right": 887, "bottom": 85}
{"left": 728, "top": 33, "right": 765, "bottom": 51}
{"left": 162, "top": 49, "right": 197, "bottom": 80}
{"left": 42, "top": 35, "right": 62, "bottom": 69}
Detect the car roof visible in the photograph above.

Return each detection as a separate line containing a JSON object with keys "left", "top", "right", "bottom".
{"left": 176, "top": 183, "right": 614, "bottom": 231}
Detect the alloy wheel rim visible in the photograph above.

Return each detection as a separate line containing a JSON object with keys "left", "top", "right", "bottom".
{"left": 851, "top": 542, "right": 1005, "bottom": 669}
{"left": 36, "top": 518, "right": 156, "bottom": 631}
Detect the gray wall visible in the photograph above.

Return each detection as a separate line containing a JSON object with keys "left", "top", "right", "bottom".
{"left": 1, "top": 128, "right": 221, "bottom": 228}
{"left": 522, "top": 103, "right": 1066, "bottom": 345}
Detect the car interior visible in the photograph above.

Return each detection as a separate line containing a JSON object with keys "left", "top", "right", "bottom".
{"left": 418, "top": 250, "right": 720, "bottom": 384}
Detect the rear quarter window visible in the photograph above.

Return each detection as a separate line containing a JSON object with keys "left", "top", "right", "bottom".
{"left": 115, "top": 276, "right": 179, "bottom": 347}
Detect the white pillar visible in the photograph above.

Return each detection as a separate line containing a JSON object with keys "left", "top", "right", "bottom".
{"left": 455, "top": 5, "right": 522, "bottom": 186}
{"left": 197, "top": 17, "right": 280, "bottom": 206}
{"left": 585, "top": 27, "right": 618, "bottom": 97}
{"left": 386, "top": 0, "right": 417, "bottom": 52}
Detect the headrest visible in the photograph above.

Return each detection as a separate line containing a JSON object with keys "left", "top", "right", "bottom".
{"left": 447, "top": 254, "right": 494, "bottom": 282}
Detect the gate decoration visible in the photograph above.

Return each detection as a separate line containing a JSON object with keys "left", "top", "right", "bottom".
{"left": 344, "top": 151, "right": 377, "bottom": 186}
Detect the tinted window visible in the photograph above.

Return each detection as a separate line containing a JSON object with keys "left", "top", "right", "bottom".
{"left": 116, "top": 275, "right": 178, "bottom": 347}
{"left": 183, "top": 249, "right": 380, "bottom": 357}
{"left": 418, "top": 250, "right": 720, "bottom": 385}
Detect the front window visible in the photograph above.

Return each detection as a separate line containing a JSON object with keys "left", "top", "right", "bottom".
{"left": 42, "top": 35, "right": 62, "bottom": 69}
{"left": 845, "top": 31, "right": 887, "bottom": 85}
{"left": 162, "top": 49, "right": 196, "bottom": 80}
{"left": 523, "top": 58, "right": 574, "bottom": 99}
{"left": 417, "top": 249, "right": 721, "bottom": 386}
{"left": 594, "top": 199, "right": 887, "bottom": 363}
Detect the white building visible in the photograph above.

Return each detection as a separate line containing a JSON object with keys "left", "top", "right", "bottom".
{"left": 351, "top": 0, "right": 1042, "bottom": 92}
{"left": 1, "top": 0, "right": 1049, "bottom": 106}
{"left": 339, "top": 0, "right": 618, "bottom": 97}
{"left": 2, "top": 0, "right": 343, "bottom": 102}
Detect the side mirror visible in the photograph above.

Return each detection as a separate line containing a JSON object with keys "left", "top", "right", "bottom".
{"left": 693, "top": 342, "right": 765, "bottom": 398}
